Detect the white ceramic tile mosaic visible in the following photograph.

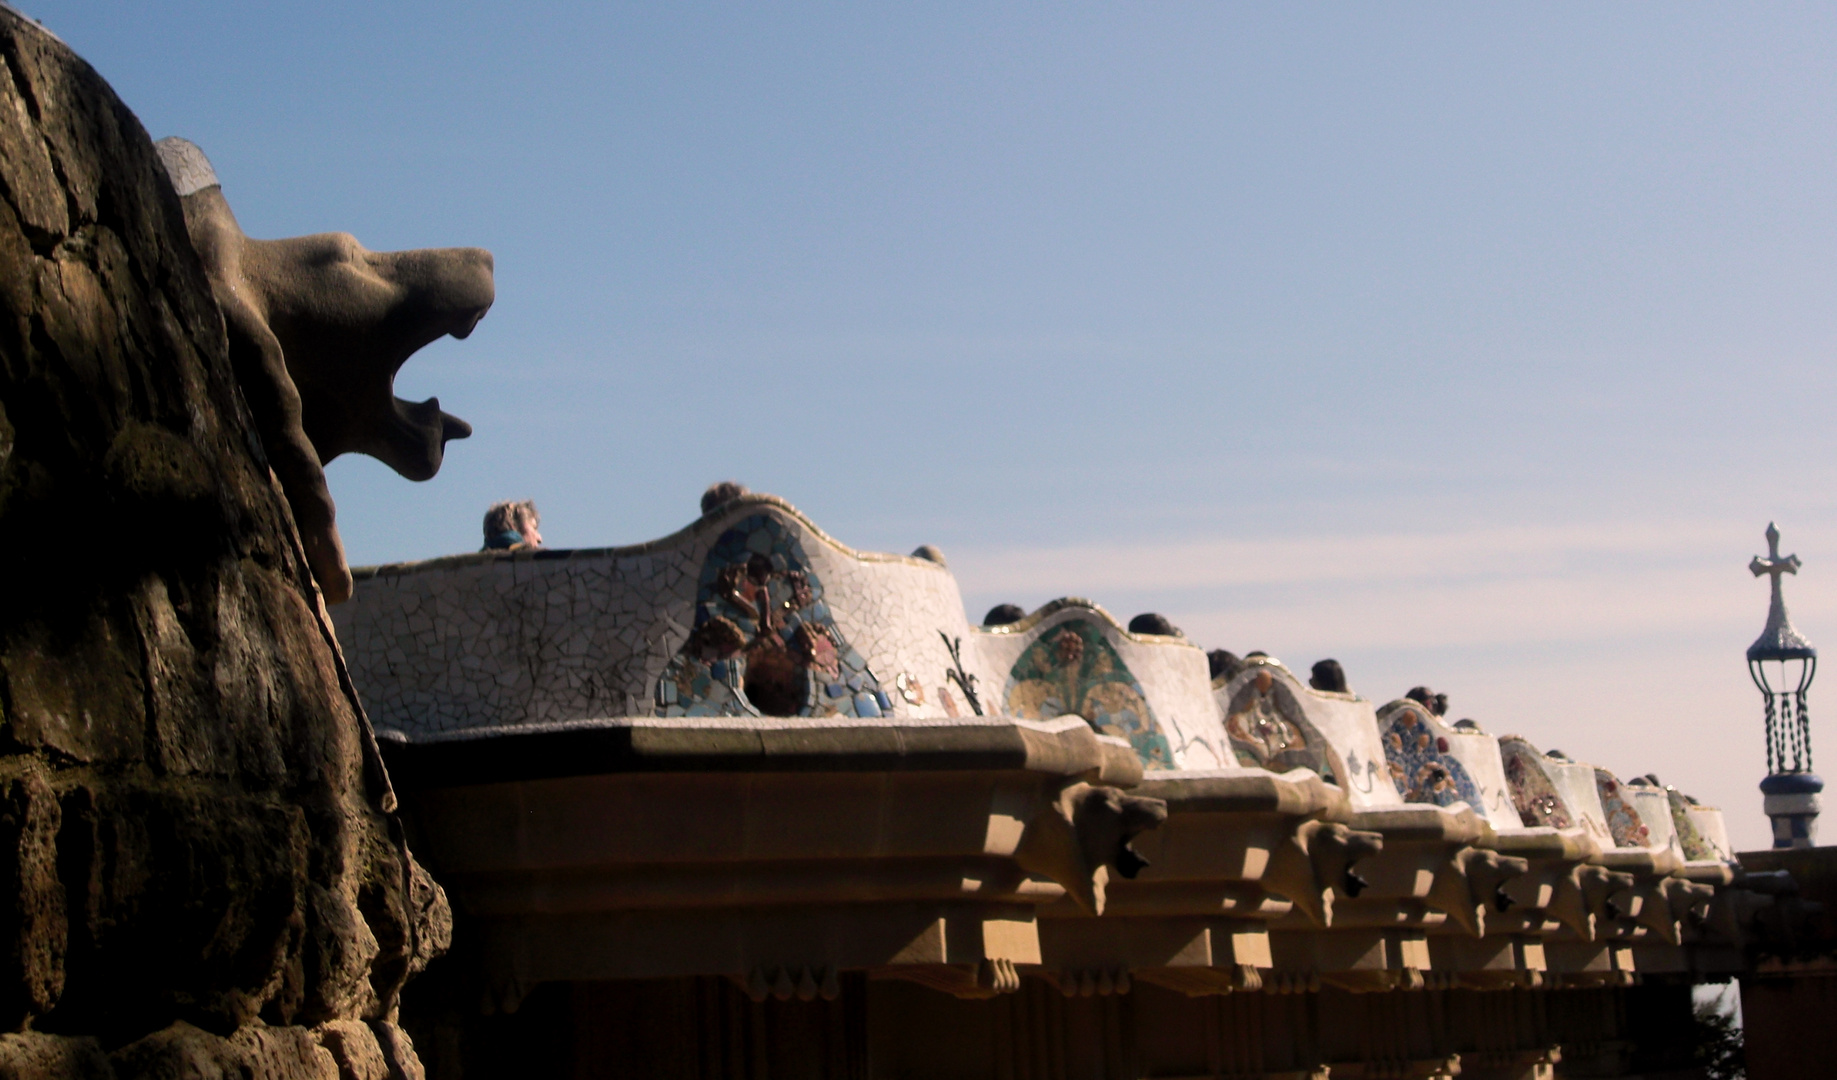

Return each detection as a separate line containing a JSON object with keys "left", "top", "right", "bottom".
{"left": 1434, "top": 726, "right": 1524, "bottom": 832}
{"left": 1544, "top": 757, "right": 1617, "bottom": 850}
{"left": 332, "top": 492, "right": 1729, "bottom": 833}
{"left": 335, "top": 497, "right": 977, "bottom": 737}
{"left": 1627, "top": 785, "right": 1681, "bottom": 854}
{"left": 1686, "top": 804, "right": 1734, "bottom": 861}
{"left": 969, "top": 601, "right": 1222, "bottom": 771}
{"left": 1209, "top": 660, "right": 1402, "bottom": 811}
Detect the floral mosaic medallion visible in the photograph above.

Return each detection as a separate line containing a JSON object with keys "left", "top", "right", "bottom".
{"left": 1498, "top": 737, "right": 1572, "bottom": 829}
{"left": 1221, "top": 670, "right": 1336, "bottom": 783}
{"left": 656, "top": 515, "right": 890, "bottom": 719}
{"left": 1666, "top": 788, "right": 1716, "bottom": 860}
{"left": 1593, "top": 769, "right": 1651, "bottom": 847}
{"left": 1380, "top": 706, "right": 1481, "bottom": 809}
{"left": 1004, "top": 618, "right": 1175, "bottom": 768}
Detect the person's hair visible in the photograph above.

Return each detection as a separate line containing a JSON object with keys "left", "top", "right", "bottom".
{"left": 1308, "top": 658, "right": 1348, "bottom": 694}
{"left": 1404, "top": 686, "right": 1450, "bottom": 716}
{"left": 701, "top": 481, "right": 749, "bottom": 515}
{"left": 484, "top": 499, "right": 537, "bottom": 538}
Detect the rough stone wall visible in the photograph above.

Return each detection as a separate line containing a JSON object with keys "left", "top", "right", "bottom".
{"left": 0, "top": 9, "right": 445, "bottom": 1076}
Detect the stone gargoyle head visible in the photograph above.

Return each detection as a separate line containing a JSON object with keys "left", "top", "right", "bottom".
{"left": 155, "top": 138, "right": 493, "bottom": 603}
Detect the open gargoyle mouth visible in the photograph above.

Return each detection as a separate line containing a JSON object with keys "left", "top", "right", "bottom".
{"left": 156, "top": 137, "right": 496, "bottom": 603}
{"left": 1114, "top": 842, "right": 1151, "bottom": 880}
{"left": 1342, "top": 869, "right": 1370, "bottom": 899}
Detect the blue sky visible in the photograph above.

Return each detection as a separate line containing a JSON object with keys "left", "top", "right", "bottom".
{"left": 30, "top": 2, "right": 1837, "bottom": 848}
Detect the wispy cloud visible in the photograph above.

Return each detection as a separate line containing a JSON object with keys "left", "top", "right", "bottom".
{"left": 955, "top": 518, "right": 1737, "bottom": 594}
{"left": 950, "top": 517, "right": 1816, "bottom": 651}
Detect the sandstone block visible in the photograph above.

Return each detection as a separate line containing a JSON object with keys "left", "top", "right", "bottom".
{"left": 0, "top": 1032, "right": 111, "bottom": 1080}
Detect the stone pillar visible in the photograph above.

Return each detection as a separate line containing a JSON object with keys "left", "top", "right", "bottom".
{"left": 1761, "top": 772, "right": 1823, "bottom": 848}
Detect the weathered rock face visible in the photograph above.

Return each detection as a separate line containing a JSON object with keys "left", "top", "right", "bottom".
{"left": 0, "top": 9, "right": 445, "bottom": 1076}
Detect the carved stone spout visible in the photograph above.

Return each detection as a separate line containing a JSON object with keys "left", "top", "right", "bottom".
{"left": 1427, "top": 847, "right": 1530, "bottom": 937}
{"left": 1264, "top": 820, "right": 1386, "bottom": 927}
{"left": 1015, "top": 782, "right": 1169, "bottom": 916}
{"left": 156, "top": 138, "right": 493, "bottom": 603}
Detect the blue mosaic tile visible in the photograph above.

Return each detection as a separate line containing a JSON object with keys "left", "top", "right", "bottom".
{"left": 657, "top": 513, "right": 887, "bottom": 719}
{"left": 1003, "top": 618, "right": 1175, "bottom": 770}
{"left": 1380, "top": 706, "right": 1481, "bottom": 809}
{"left": 875, "top": 690, "right": 893, "bottom": 712}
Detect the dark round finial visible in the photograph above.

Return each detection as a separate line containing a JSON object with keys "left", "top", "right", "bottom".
{"left": 1128, "top": 612, "right": 1182, "bottom": 637}
{"left": 910, "top": 544, "right": 948, "bottom": 567}
{"left": 701, "top": 480, "right": 749, "bottom": 515}
{"left": 983, "top": 603, "right": 1026, "bottom": 626}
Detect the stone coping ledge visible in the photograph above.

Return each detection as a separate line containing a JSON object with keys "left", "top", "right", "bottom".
{"left": 1487, "top": 826, "right": 1597, "bottom": 861}
{"left": 1093, "top": 734, "right": 1145, "bottom": 788}
{"left": 377, "top": 713, "right": 1116, "bottom": 789}
{"left": 1677, "top": 860, "right": 1737, "bottom": 885}
{"left": 1135, "top": 767, "right": 1348, "bottom": 819}
{"left": 1597, "top": 846, "right": 1682, "bottom": 876}
{"left": 1349, "top": 803, "right": 1490, "bottom": 844}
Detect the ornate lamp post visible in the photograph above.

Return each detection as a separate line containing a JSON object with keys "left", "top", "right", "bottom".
{"left": 1748, "top": 523, "right": 1822, "bottom": 848}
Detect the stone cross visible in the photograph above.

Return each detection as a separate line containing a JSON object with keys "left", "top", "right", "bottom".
{"left": 1751, "top": 521, "right": 1803, "bottom": 602}
{"left": 1748, "top": 520, "right": 1814, "bottom": 663}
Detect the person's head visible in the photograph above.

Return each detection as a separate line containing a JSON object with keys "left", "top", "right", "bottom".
{"left": 483, "top": 499, "right": 540, "bottom": 547}
{"left": 1309, "top": 658, "right": 1348, "bottom": 694}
